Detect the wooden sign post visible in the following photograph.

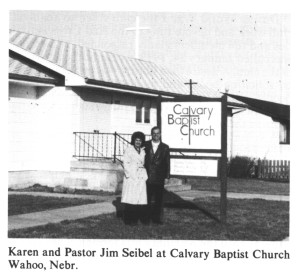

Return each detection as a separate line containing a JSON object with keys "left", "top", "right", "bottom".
{"left": 158, "top": 93, "right": 228, "bottom": 223}
{"left": 220, "top": 94, "right": 228, "bottom": 223}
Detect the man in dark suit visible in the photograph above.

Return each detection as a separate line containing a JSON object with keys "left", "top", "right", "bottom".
{"left": 144, "top": 126, "right": 170, "bottom": 224}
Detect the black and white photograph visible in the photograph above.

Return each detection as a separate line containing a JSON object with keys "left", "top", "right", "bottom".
{"left": 2, "top": 1, "right": 296, "bottom": 276}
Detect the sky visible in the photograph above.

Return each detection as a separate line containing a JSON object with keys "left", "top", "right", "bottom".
{"left": 9, "top": 10, "right": 290, "bottom": 104}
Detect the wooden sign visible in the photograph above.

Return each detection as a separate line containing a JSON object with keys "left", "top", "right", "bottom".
{"left": 161, "top": 101, "right": 222, "bottom": 150}
{"left": 170, "top": 156, "right": 219, "bottom": 178}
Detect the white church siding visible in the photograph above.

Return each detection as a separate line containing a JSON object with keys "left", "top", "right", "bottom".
{"left": 73, "top": 88, "right": 157, "bottom": 135}
{"left": 9, "top": 83, "right": 81, "bottom": 172}
{"left": 110, "top": 93, "right": 157, "bottom": 135}
{"left": 231, "top": 109, "right": 290, "bottom": 160}
{"left": 74, "top": 88, "right": 113, "bottom": 133}
{"left": 35, "top": 86, "right": 79, "bottom": 171}
{"left": 9, "top": 83, "right": 39, "bottom": 170}
{"left": 227, "top": 115, "right": 233, "bottom": 158}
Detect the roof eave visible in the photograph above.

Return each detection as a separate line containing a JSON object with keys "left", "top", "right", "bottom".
{"left": 227, "top": 101, "right": 247, "bottom": 108}
{"left": 85, "top": 78, "right": 180, "bottom": 97}
{"left": 9, "top": 73, "right": 58, "bottom": 85}
{"left": 225, "top": 93, "right": 290, "bottom": 121}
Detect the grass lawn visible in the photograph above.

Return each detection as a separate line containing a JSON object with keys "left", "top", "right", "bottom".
{"left": 9, "top": 184, "right": 116, "bottom": 196}
{"left": 189, "top": 178, "right": 289, "bottom": 195}
{"left": 8, "top": 197, "right": 289, "bottom": 240}
{"left": 8, "top": 195, "right": 100, "bottom": 216}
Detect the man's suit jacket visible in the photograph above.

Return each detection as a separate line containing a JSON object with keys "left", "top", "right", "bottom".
{"left": 144, "top": 140, "right": 170, "bottom": 185}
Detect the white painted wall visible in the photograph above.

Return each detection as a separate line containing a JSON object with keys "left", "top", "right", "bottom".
{"left": 110, "top": 94, "right": 157, "bottom": 135}
{"left": 36, "top": 86, "right": 79, "bottom": 171}
{"left": 77, "top": 89, "right": 157, "bottom": 135}
{"left": 9, "top": 82, "right": 80, "bottom": 172}
{"left": 75, "top": 88, "right": 113, "bottom": 133}
{"left": 231, "top": 109, "right": 290, "bottom": 160}
{"left": 9, "top": 83, "right": 39, "bottom": 170}
{"left": 227, "top": 115, "right": 233, "bottom": 158}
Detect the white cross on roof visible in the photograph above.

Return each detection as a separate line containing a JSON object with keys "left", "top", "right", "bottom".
{"left": 125, "top": 16, "right": 150, "bottom": 59}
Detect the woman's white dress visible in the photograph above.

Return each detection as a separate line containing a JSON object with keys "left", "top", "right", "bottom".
{"left": 121, "top": 145, "right": 148, "bottom": 205}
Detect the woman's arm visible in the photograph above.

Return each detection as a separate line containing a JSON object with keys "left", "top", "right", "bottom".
{"left": 123, "top": 146, "right": 132, "bottom": 178}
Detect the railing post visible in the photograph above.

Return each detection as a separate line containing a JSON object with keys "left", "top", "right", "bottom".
{"left": 73, "top": 132, "right": 76, "bottom": 157}
{"left": 113, "top": 132, "right": 117, "bottom": 163}
{"left": 79, "top": 133, "right": 81, "bottom": 157}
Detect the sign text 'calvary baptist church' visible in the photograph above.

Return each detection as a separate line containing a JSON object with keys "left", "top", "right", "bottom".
{"left": 161, "top": 101, "right": 222, "bottom": 150}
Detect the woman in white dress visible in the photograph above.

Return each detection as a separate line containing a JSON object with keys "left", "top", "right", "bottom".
{"left": 121, "top": 132, "right": 148, "bottom": 225}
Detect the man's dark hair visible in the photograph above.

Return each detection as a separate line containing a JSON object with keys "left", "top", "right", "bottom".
{"left": 131, "top": 131, "right": 145, "bottom": 146}
{"left": 151, "top": 126, "right": 161, "bottom": 135}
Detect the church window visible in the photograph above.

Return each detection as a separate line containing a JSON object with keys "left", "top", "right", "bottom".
{"left": 144, "top": 100, "right": 151, "bottom": 123}
{"left": 136, "top": 100, "right": 142, "bottom": 122}
{"left": 136, "top": 99, "right": 151, "bottom": 123}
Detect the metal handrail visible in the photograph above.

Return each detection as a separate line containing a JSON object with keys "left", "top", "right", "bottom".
{"left": 74, "top": 133, "right": 105, "bottom": 158}
{"left": 73, "top": 131, "right": 185, "bottom": 162}
{"left": 115, "top": 133, "right": 130, "bottom": 144}
{"left": 73, "top": 132, "right": 150, "bottom": 163}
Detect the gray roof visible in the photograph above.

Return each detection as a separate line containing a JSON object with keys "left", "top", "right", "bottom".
{"left": 9, "top": 29, "right": 221, "bottom": 97}
{"left": 9, "top": 55, "right": 57, "bottom": 83}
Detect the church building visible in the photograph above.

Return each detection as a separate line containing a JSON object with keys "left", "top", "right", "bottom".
{"left": 9, "top": 29, "right": 289, "bottom": 190}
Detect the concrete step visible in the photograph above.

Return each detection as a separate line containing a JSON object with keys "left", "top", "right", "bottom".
{"left": 64, "top": 160, "right": 125, "bottom": 192}
{"left": 64, "top": 177, "right": 88, "bottom": 188}
{"left": 71, "top": 160, "right": 123, "bottom": 172}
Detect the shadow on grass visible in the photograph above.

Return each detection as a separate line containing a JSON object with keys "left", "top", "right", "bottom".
{"left": 112, "top": 189, "right": 220, "bottom": 223}
{"left": 163, "top": 190, "right": 221, "bottom": 223}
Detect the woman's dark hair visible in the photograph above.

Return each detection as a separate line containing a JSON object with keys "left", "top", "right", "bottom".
{"left": 131, "top": 131, "right": 145, "bottom": 146}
